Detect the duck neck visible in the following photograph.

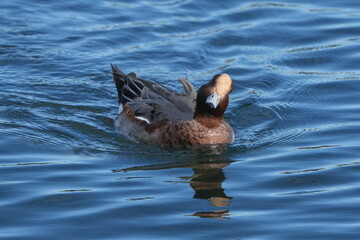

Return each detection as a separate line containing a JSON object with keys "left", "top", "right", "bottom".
{"left": 193, "top": 107, "right": 223, "bottom": 128}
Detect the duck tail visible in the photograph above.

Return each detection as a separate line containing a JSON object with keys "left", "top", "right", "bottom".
{"left": 111, "top": 64, "right": 125, "bottom": 104}
{"left": 111, "top": 64, "right": 144, "bottom": 104}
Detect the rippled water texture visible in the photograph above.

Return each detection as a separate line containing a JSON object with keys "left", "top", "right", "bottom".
{"left": 1, "top": 0, "right": 360, "bottom": 239}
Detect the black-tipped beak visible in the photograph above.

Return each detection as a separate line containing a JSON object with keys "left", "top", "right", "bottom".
{"left": 205, "top": 92, "right": 221, "bottom": 109}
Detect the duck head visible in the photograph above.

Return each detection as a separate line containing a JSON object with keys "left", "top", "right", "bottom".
{"left": 194, "top": 73, "right": 233, "bottom": 127}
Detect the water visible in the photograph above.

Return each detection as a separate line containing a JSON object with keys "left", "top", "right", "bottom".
{"left": 1, "top": 0, "right": 360, "bottom": 239}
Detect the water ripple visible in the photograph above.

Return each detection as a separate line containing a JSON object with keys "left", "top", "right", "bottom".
{"left": 1, "top": 0, "right": 360, "bottom": 239}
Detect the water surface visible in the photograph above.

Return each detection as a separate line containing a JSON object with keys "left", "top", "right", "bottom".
{"left": 1, "top": 0, "right": 360, "bottom": 239}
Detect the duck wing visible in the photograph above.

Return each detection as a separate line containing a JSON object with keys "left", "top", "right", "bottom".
{"left": 111, "top": 64, "right": 196, "bottom": 123}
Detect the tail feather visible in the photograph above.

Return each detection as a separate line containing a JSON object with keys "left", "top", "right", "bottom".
{"left": 111, "top": 64, "right": 145, "bottom": 104}
{"left": 111, "top": 64, "right": 125, "bottom": 104}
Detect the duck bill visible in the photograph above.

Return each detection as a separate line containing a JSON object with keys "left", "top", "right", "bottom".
{"left": 205, "top": 92, "right": 221, "bottom": 109}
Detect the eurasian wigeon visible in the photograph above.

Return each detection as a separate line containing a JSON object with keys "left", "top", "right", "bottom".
{"left": 111, "top": 64, "right": 234, "bottom": 146}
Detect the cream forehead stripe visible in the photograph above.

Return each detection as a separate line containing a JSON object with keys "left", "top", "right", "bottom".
{"left": 215, "top": 74, "right": 232, "bottom": 96}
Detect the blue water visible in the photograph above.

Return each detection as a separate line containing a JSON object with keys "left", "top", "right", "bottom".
{"left": 1, "top": 0, "right": 360, "bottom": 239}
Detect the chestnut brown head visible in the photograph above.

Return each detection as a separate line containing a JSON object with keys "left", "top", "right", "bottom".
{"left": 194, "top": 74, "right": 233, "bottom": 127}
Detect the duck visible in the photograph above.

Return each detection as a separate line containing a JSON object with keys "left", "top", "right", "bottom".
{"left": 111, "top": 64, "right": 234, "bottom": 146}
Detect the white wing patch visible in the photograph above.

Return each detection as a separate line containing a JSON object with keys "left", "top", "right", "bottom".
{"left": 119, "top": 104, "right": 150, "bottom": 124}
{"left": 135, "top": 116, "right": 151, "bottom": 124}
{"left": 118, "top": 104, "right": 123, "bottom": 114}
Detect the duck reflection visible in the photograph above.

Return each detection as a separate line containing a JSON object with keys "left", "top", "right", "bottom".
{"left": 183, "top": 161, "right": 232, "bottom": 207}
{"left": 116, "top": 154, "right": 233, "bottom": 219}
{"left": 184, "top": 160, "right": 232, "bottom": 219}
{"left": 189, "top": 210, "right": 230, "bottom": 220}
